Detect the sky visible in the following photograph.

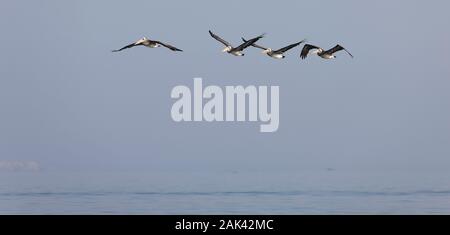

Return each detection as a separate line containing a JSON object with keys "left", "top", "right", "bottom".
{"left": 0, "top": 0, "right": 450, "bottom": 182}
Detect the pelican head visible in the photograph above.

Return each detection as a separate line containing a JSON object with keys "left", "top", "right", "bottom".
{"left": 311, "top": 49, "right": 321, "bottom": 55}
{"left": 262, "top": 48, "right": 272, "bottom": 54}
{"left": 222, "top": 46, "right": 232, "bottom": 53}
{"left": 137, "top": 37, "right": 148, "bottom": 44}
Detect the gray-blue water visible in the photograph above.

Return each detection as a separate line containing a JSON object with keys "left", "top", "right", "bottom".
{"left": 2, "top": 169, "right": 450, "bottom": 214}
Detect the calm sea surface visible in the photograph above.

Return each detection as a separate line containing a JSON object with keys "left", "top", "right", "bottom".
{"left": 1, "top": 169, "right": 450, "bottom": 214}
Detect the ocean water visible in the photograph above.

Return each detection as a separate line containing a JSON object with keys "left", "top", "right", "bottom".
{"left": 1, "top": 169, "right": 450, "bottom": 214}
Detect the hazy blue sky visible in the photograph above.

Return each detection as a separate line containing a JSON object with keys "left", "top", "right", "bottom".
{"left": 1, "top": 0, "right": 449, "bottom": 180}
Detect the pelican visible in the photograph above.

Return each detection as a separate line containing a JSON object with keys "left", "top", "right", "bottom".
{"left": 300, "top": 44, "right": 353, "bottom": 59}
{"left": 242, "top": 38, "right": 306, "bottom": 59}
{"left": 112, "top": 37, "right": 183, "bottom": 52}
{"left": 209, "top": 30, "right": 265, "bottom": 56}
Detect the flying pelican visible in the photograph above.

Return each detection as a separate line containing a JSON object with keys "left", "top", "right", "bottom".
{"left": 209, "top": 30, "right": 265, "bottom": 56}
{"left": 300, "top": 44, "right": 353, "bottom": 59}
{"left": 112, "top": 37, "right": 183, "bottom": 52}
{"left": 242, "top": 38, "right": 306, "bottom": 59}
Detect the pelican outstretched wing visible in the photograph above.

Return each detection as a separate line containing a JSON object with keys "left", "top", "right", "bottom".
{"left": 300, "top": 44, "right": 320, "bottom": 59}
{"left": 324, "top": 44, "right": 353, "bottom": 58}
{"left": 232, "top": 33, "right": 265, "bottom": 52}
{"left": 209, "top": 30, "right": 232, "bottom": 47}
{"left": 242, "top": 37, "right": 268, "bottom": 50}
{"left": 153, "top": 41, "right": 183, "bottom": 52}
{"left": 112, "top": 40, "right": 141, "bottom": 52}
{"left": 275, "top": 40, "right": 306, "bottom": 54}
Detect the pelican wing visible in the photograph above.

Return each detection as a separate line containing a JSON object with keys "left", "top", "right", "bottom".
{"left": 153, "top": 41, "right": 183, "bottom": 52}
{"left": 112, "top": 41, "right": 141, "bottom": 52}
{"left": 209, "top": 30, "right": 232, "bottom": 47}
{"left": 324, "top": 44, "right": 353, "bottom": 58}
{"left": 232, "top": 34, "right": 265, "bottom": 52}
{"left": 300, "top": 44, "right": 320, "bottom": 59}
{"left": 242, "top": 37, "right": 268, "bottom": 50}
{"left": 274, "top": 40, "right": 306, "bottom": 54}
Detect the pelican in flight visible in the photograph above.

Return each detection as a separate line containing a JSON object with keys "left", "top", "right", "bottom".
{"left": 300, "top": 44, "right": 353, "bottom": 59}
{"left": 112, "top": 37, "right": 183, "bottom": 52}
{"left": 242, "top": 38, "right": 306, "bottom": 59}
{"left": 209, "top": 30, "right": 265, "bottom": 56}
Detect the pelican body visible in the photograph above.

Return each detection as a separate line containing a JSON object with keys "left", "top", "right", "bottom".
{"left": 209, "top": 30, "right": 265, "bottom": 56}
{"left": 242, "top": 38, "right": 306, "bottom": 59}
{"left": 112, "top": 37, "right": 183, "bottom": 52}
{"left": 300, "top": 44, "right": 353, "bottom": 60}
